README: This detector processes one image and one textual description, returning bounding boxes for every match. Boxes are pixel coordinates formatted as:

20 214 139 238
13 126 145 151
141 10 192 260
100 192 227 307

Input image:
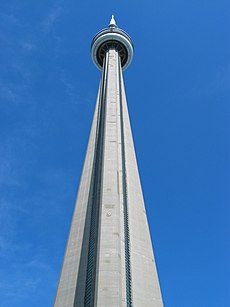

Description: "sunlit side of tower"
54 16 163 307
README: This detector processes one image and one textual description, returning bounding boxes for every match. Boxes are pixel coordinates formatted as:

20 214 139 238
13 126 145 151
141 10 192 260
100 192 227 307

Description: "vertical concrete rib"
118 56 133 307
54 80 101 307
96 48 122 307
83 51 109 306
119 63 164 307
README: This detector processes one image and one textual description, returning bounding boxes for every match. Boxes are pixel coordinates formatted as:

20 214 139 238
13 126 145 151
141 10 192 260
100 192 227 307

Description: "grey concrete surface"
54 48 163 307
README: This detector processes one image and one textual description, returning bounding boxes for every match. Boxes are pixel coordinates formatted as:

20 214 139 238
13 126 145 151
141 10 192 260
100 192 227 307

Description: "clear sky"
0 0 229 306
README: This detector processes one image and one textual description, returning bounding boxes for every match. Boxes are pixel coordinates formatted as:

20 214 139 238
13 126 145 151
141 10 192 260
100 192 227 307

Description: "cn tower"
54 16 163 307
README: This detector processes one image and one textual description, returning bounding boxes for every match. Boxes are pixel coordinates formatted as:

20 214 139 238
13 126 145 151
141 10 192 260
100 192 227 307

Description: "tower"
54 16 163 307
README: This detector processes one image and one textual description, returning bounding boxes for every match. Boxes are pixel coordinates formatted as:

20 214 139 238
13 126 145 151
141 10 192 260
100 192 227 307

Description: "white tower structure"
54 16 163 307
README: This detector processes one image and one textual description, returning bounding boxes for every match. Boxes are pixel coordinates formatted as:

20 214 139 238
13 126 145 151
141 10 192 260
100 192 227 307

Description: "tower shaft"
54 46 163 306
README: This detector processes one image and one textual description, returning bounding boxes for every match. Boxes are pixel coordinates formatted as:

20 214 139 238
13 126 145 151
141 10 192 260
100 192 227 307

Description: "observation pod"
91 15 134 70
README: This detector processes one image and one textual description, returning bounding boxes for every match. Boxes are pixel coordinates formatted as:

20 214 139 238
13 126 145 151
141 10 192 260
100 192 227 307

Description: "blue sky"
0 0 229 306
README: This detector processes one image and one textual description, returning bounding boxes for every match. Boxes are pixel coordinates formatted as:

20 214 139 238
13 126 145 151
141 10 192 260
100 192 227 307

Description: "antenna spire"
109 15 117 27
